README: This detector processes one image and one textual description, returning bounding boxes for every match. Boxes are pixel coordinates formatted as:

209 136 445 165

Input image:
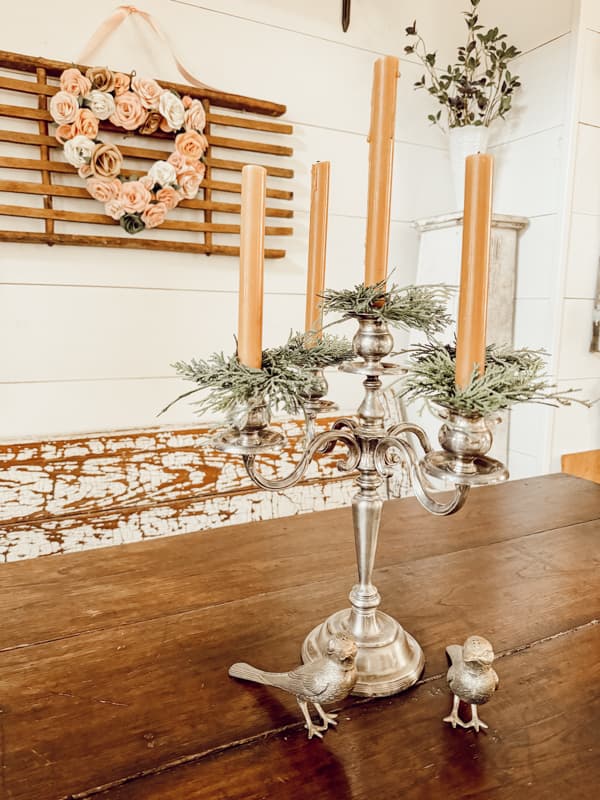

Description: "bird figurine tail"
229 662 272 685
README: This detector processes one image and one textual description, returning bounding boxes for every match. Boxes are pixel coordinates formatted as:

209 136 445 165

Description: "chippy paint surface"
0 419 355 561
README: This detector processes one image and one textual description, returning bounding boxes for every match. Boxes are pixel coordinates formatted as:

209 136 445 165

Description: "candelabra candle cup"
212 400 287 456
422 410 509 486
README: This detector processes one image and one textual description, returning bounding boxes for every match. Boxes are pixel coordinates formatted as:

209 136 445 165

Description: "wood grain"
0 477 597 799
96 624 600 800
562 449 600 484
0 48 293 255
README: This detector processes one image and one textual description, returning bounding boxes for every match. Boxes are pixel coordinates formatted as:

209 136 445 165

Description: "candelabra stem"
348 478 383 639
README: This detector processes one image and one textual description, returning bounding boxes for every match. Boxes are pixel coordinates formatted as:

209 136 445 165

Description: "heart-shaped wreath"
50 66 208 234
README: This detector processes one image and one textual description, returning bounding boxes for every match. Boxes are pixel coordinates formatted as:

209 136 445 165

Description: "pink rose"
183 99 206 132
139 175 154 191
175 130 208 160
177 169 202 199
50 90 79 125
131 76 163 110
60 68 92 97
182 95 193 109
105 197 126 220
78 164 93 179
72 108 99 139
114 72 131 95
167 151 187 172
156 186 182 210
55 124 74 144
141 202 168 229
86 178 121 203
109 92 148 131
121 180 151 213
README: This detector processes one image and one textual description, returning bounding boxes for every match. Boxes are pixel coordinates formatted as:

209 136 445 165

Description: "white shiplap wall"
0 0 464 439
550 0 600 468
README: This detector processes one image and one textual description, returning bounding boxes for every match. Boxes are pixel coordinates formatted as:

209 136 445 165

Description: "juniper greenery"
397 341 590 417
162 333 353 418
320 280 453 337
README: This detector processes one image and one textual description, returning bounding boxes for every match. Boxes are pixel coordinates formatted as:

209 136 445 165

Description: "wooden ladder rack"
0 50 294 257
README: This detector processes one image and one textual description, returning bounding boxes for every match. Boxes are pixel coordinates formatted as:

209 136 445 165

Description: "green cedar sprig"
161 332 353 418
397 341 591 417
320 279 453 337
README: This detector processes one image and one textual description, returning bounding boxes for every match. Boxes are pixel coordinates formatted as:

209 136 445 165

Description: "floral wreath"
49 66 208 234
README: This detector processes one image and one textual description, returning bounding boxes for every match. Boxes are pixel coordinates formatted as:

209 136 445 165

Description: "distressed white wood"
580 30 600 126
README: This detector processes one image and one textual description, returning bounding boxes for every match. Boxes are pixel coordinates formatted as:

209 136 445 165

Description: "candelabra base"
301 608 425 697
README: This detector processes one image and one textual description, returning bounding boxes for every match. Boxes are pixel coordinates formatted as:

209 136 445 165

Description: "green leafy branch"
405 0 522 129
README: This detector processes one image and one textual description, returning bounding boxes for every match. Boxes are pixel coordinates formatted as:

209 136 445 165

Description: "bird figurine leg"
464 704 489 732
443 693 467 728
297 698 324 740
313 702 339 731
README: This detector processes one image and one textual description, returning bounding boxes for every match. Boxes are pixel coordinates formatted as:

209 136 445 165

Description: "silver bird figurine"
229 633 358 739
443 635 499 732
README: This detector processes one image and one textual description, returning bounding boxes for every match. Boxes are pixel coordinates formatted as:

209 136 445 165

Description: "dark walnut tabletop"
0 473 599 800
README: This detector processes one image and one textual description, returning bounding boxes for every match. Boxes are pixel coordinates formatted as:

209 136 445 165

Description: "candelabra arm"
243 428 360 491
386 422 433 454
375 435 469 516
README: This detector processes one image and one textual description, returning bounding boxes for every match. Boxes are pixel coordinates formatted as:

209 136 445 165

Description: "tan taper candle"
455 153 494 388
305 161 330 337
364 55 399 287
237 164 266 369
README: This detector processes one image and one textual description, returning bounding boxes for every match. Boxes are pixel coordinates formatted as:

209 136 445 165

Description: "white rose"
64 135 96 168
87 90 116 121
148 160 177 187
158 91 185 131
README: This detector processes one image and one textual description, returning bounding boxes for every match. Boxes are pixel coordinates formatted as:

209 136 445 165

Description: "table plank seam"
2 519 598 655
63 618 600 800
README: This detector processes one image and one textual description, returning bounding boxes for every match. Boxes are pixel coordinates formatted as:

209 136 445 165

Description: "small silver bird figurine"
443 635 499 732
229 633 358 739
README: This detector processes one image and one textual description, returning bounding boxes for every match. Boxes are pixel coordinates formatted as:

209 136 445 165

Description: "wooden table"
1 474 599 799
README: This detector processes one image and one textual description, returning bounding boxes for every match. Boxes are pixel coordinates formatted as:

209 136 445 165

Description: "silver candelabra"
214 314 508 698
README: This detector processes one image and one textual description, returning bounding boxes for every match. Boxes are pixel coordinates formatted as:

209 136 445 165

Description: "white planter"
448 125 490 208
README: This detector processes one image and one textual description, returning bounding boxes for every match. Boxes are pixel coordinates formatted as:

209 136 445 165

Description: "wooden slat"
0 230 286 257
96 626 600 800
0 105 293 156
0 484 597 798
0 129 295 178
210 133 293 157
0 74 56 96
0 179 294 217
202 98 212 251
0 158 293 198
207 111 293 134
35 67 53 235
0 202 292 234
0 49 288 117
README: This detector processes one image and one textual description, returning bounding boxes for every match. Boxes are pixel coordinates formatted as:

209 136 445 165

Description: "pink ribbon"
78 5 215 90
